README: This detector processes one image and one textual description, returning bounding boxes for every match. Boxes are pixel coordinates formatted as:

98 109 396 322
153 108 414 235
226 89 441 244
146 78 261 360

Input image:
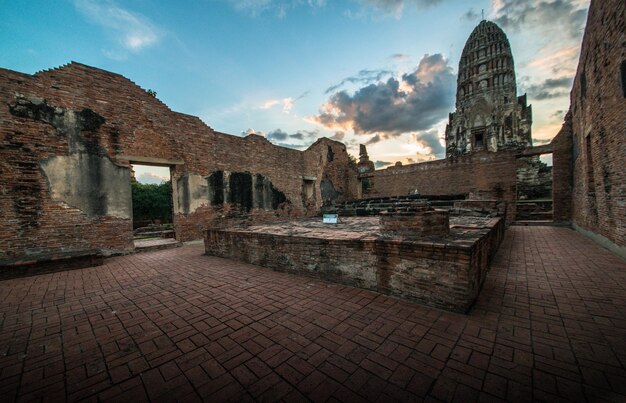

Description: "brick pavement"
1 226 625 402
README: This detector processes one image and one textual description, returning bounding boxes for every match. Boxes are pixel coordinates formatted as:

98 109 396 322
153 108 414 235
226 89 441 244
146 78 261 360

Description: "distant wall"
567 0 625 252
362 151 519 223
0 63 358 265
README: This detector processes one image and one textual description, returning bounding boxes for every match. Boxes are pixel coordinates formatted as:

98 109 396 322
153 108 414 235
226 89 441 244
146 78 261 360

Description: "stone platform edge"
204 217 505 313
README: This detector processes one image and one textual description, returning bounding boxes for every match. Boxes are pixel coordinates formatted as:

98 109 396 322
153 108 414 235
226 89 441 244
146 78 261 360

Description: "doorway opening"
130 164 175 249
516 153 553 222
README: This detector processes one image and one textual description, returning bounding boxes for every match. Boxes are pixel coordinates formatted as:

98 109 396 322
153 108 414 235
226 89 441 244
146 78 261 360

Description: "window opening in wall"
516 153 553 222
302 177 315 207
472 128 485 149
130 164 174 248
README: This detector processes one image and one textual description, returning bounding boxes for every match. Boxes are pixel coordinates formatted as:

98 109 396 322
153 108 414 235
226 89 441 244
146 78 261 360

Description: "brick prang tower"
445 20 533 157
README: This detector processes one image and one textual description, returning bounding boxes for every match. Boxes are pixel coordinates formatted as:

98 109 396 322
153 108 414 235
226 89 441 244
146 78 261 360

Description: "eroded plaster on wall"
10 95 131 219
176 173 209 215
41 153 131 218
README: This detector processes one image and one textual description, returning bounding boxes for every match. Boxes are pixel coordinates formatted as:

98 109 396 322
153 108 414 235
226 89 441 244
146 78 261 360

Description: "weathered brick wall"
551 112 573 223
0 63 358 265
363 151 519 223
380 210 450 237
453 199 501 213
568 0 625 248
205 217 505 313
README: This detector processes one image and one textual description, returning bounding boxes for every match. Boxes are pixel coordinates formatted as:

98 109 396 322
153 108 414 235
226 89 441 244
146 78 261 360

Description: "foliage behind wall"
131 179 173 225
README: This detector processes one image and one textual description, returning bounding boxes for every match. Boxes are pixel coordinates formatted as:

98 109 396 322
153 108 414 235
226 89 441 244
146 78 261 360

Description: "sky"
1 0 589 182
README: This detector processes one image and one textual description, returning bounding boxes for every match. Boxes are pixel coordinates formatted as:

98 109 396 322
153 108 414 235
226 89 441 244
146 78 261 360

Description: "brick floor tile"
248 372 282 397
429 375 458 401
1 227 625 401
451 383 480 403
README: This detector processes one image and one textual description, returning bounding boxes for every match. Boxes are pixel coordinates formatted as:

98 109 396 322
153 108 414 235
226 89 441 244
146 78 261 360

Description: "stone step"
133 238 181 253
134 225 174 234
512 220 561 226
133 230 175 239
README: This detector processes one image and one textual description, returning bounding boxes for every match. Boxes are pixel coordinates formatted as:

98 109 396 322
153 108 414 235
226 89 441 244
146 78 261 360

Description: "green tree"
131 180 172 223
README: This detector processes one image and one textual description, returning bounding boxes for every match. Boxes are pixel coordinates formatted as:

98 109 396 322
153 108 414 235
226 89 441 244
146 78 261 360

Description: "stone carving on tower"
445 20 532 157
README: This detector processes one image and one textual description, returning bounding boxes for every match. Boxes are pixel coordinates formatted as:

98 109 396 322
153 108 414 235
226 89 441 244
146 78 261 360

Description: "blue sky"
1 0 588 182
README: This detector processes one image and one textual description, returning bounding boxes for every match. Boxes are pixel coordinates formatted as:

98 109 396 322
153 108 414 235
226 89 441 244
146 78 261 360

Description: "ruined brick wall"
364 151 519 223
551 112 573 223
568 0 625 248
0 63 358 265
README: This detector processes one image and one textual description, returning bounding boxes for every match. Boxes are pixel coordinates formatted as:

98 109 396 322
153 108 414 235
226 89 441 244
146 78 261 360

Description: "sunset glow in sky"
1 0 589 177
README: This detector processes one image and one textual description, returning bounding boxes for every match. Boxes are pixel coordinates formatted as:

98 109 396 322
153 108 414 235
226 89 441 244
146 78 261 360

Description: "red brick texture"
0 63 359 267
566 0 625 248
550 112 573 223
380 210 450 237
363 150 520 223
205 217 503 313
1 226 625 402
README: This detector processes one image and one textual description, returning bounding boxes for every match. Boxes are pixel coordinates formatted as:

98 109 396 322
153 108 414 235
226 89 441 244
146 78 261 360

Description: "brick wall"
0 63 358 265
205 217 505 313
567 0 625 248
363 150 519 223
380 210 450 237
551 112 573 223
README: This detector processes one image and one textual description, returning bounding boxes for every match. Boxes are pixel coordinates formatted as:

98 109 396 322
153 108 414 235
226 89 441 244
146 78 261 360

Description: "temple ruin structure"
444 20 533 157
0 0 623 300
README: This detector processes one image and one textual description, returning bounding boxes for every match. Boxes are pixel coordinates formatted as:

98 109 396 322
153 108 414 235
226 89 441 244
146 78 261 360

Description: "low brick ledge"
0 250 104 280
204 217 505 313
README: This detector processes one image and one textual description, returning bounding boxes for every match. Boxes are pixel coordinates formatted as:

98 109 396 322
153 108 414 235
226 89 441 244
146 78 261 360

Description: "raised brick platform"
205 216 505 313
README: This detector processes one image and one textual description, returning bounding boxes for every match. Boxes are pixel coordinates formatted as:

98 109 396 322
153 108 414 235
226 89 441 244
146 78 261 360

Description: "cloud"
374 160 392 168
226 0 327 17
101 49 127 61
313 53 455 135
550 110 565 119
137 172 169 184
243 128 265 136
492 0 587 39
524 76 573 100
224 0 445 20
266 128 319 143
414 129 444 157
261 98 293 113
366 134 382 145
348 0 443 19
73 0 162 52
462 8 480 21
267 128 289 141
390 53 410 62
275 143 306 149
526 44 580 79
326 69 394 94
329 131 346 141
260 91 309 113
